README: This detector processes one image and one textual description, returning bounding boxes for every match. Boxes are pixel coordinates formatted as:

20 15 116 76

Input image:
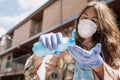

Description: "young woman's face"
79 7 99 26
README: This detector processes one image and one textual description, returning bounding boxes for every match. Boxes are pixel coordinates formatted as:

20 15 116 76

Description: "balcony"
30 21 42 37
0 54 31 77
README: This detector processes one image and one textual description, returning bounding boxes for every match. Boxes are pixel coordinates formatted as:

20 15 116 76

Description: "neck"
82 37 94 50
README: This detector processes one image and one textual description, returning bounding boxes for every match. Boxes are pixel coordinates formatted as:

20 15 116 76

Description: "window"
5 55 12 68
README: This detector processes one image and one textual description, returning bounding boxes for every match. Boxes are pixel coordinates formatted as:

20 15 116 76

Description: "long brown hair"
75 1 120 64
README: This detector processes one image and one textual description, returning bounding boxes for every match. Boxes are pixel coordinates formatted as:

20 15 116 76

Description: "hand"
39 32 63 51
67 43 104 67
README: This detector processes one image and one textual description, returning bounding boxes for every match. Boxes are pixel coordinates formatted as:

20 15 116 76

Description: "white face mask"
78 19 97 38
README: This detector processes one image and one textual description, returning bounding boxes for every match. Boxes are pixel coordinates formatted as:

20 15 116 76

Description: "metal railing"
0 54 31 77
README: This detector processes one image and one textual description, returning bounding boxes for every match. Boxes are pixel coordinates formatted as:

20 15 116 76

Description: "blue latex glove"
67 43 104 67
39 32 63 51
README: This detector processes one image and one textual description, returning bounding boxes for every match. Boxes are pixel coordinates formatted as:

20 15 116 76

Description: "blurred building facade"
0 0 119 80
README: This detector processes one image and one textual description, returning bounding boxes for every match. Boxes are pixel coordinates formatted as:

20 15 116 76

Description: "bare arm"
92 63 104 80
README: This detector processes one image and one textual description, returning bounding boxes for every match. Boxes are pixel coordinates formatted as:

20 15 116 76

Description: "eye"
91 19 96 23
91 17 98 23
91 19 98 23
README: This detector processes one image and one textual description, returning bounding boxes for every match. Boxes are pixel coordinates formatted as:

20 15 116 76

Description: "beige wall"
42 1 60 31
42 0 87 31
12 20 32 46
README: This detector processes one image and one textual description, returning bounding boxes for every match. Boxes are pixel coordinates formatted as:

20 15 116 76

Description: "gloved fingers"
51 33 58 50
68 46 85 62
87 55 103 67
68 45 98 63
46 32 63 50
68 46 78 60
68 47 90 64
72 43 101 57
39 32 63 51
70 45 91 57
39 34 47 48
89 43 101 55
56 32 63 44
45 33 54 51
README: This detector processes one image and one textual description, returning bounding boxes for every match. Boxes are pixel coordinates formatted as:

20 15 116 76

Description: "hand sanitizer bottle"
32 29 76 57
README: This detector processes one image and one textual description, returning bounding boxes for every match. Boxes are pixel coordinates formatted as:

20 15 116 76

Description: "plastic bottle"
32 29 76 57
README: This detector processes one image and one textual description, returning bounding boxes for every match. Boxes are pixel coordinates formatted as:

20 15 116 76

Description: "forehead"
82 7 98 17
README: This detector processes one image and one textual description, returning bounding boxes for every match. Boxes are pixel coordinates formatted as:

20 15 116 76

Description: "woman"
24 1 120 80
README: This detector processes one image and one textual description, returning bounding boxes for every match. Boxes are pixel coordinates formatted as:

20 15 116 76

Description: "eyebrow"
84 13 88 16
83 13 98 19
